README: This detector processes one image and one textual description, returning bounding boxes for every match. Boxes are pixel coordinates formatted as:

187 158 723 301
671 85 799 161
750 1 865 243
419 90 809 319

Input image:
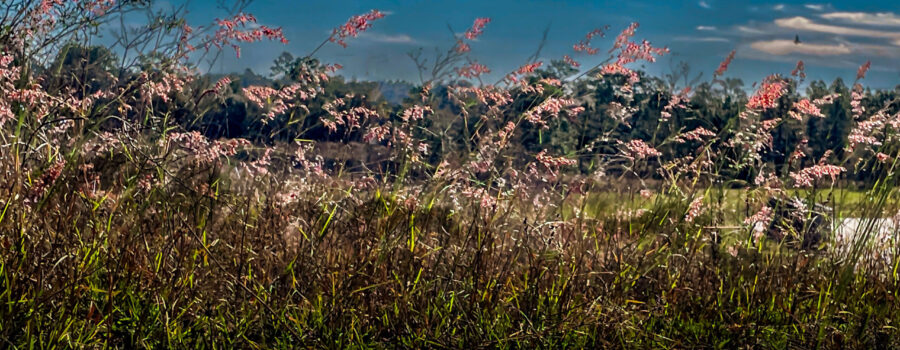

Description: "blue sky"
180 0 900 89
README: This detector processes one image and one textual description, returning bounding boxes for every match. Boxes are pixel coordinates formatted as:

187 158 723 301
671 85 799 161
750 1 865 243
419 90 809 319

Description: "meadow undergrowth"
1 1 900 348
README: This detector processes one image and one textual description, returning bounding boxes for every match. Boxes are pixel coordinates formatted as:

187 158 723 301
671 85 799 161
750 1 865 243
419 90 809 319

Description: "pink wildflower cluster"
141 71 192 104
1 52 67 120
363 123 392 143
619 39 668 64
454 40 471 54
25 0 65 35
746 78 785 110
573 28 606 55
212 77 232 95
496 121 517 142
243 84 312 122
744 205 772 226
791 60 806 80
20 1 120 48
321 98 380 132
714 50 736 77
503 61 544 85
460 186 497 211
600 63 639 85
813 93 839 106
213 13 288 58
464 18 491 40
456 62 491 79
523 97 581 128
7 81 54 119
611 23 639 51
606 102 637 127
453 86 512 108
520 78 562 95
85 0 116 16
331 10 386 48
0 55 21 125
534 150 577 179
535 150 577 169
516 62 543 75
851 84 865 117
244 148 273 176
661 87 691 119
675 127 716 143
790 138 808 162
28 160 66 201
789 99 824 120
32 0 116 20
621 139 661 160
292 142 326 177
600 23 668 86
563 55 580 68
454 17 491 53
61 89 110 115
400 105 433 122
168 131 251 166
847 113 886 151
684 195 704 223
790 164 846 187
857 60 871 81
761 118 781 132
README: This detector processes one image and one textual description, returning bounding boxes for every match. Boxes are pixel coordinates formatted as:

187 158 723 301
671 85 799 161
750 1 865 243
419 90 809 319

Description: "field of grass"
581 186 895 221
4 176 900 348
3 1 900 348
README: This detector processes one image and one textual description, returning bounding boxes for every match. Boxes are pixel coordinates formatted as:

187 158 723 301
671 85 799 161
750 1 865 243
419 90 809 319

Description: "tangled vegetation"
2 1 900 348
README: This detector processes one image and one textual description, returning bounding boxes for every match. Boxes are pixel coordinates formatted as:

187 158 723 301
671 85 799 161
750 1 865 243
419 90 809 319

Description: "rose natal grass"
1 1 900 348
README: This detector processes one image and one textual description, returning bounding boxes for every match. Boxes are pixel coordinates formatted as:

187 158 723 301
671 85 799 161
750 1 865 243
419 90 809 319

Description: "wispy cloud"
844 42 900 57
737 25 767 35
674 36 730 43
820 12 900 27
698 1 711 9
775 16 900 40
359 32 418 44
805 4 825 11
773 4 785 11
750 39 851 55
696 26 717 31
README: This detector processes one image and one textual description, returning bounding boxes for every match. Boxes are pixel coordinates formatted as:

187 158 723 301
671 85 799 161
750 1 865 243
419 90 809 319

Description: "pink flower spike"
714 50 736 77
464 17 491 40
857 60 871 80
746 77 785 110
331 9 386 48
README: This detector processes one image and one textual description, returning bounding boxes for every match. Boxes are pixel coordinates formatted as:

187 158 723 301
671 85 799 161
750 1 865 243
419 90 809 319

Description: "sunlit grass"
2 1 900 348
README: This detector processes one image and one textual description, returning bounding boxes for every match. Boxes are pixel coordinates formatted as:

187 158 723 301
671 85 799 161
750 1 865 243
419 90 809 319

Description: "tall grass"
1 2 900 348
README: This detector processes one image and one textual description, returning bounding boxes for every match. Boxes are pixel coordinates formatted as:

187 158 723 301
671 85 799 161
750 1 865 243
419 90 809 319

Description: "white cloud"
737 25 767 34
831 37 900 57
674 36 730 43
698 1 711 9
359 32 417 44
805 4 825 11
773 4 785 11
775 16 900 40
821 12 900 27
750 39 851 55
852 43 900 57
696 26 717 31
